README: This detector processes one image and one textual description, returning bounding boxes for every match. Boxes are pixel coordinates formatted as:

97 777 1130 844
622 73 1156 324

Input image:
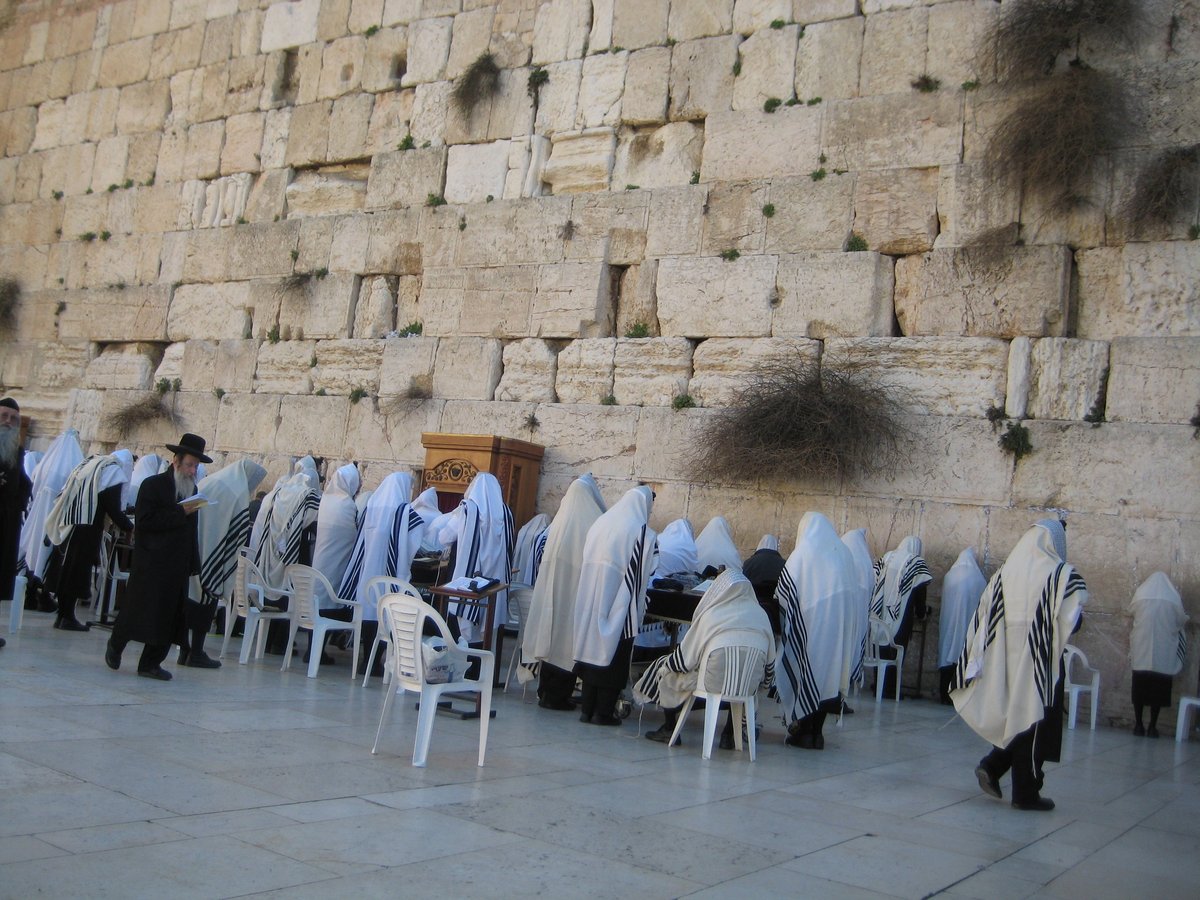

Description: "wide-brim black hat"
165 433 213 464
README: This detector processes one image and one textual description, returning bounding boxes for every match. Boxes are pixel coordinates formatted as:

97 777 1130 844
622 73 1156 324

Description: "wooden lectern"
419 433 545 527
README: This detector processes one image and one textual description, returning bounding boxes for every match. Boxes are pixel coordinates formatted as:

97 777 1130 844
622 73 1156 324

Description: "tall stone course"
1 0 1197 727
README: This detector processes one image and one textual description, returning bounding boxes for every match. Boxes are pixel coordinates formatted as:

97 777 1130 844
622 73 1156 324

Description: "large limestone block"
535 403 639 478
611 122 703 191
773 252 895 338
327 93 374 163
563 191 650 263
279 273 361 340
318 35 365 99
575 52 626 130
1026 338 1109 421
401 16 452 85
432 336 502 399
762 173 855 252
115 79 170 134
926 0 997 87
1106 338 1200 424
701 181 770 256
1076 243 1200 338
58 285 171 342
455 196 570 267
541 128 615 194
445 141 510 204
852 167 938 254
622 47 670 125
733 0 792 32
285 165 369 217
284 101 331 167
531 0 590 65
860 8 928 96
701 107 821 183
555 338 616 404
220 110 265 175
364 209 422 273
934 163 1021 248
669 0 734 41
275 394 351 455
1005 335 1031 419
454 265 538 337
254 340 317 394
345 394 444 466
214 392 280 456
533 260 612 338
669 35 739 121
245 168 291 224
227 220 302 280
1014 422 1200 518
613 337 692 407
410 84 452 149
365 88 415 153
825 337 1009 416
361 27 407 93
533 59 582 136
91 135 131 193
444 7 493 79
168 282 257 341
645 184 707 257
312 338 386 394
611 0 668 50
496 339 558 402
822 93 962 170
261 0 321 52
181 339 257 393
365 146 447 208
84 343 163 390
657 255 776 338
794 16 863 102
418 268 464 337
353 274 396 338
633 406 718 481
615 261 657 335
732 24 800 111
689 337 820 407
98 37 154 88
895 246 1071 338
378 334 437 396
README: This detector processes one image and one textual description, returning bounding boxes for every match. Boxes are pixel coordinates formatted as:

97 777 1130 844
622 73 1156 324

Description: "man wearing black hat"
105 434 212 680
0 397 31 649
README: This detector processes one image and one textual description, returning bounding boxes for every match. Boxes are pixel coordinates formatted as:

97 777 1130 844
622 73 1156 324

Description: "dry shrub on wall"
0 278 19 334
1121 144 1200 229
452 53 501 115
983 0 1141 81
688 354 910 485
104 395 182 438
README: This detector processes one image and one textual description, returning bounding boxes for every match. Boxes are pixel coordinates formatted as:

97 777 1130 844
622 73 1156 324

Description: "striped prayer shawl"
871 556 933 623
620 525 650 640
776 565 822 721
636 643 775 706
199 505 251 605
951 576 1005 692
44 456 120 547
338 504 423 601
1178 632 1189 668
453 501 515 626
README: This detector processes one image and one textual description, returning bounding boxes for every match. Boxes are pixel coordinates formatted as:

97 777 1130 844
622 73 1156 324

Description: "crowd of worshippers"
1 409 1190 809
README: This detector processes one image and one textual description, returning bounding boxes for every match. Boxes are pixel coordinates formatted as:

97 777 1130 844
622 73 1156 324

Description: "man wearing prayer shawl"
841 528 874 695
695 516 743 575
742 537 786 634
312 463 360 589
128 453 168 510
952 519 1087 811
248 472 320 654
410 487 445 554
654 519 699 578
1129 572 1188 738
522 475 607 710
776 512 858 749
19 429 83 611
636 569 775 745
938 548 987 704
293 456 322 495
870 535 932 699
181 459 267 668
573 485 658 726
0 398 32 620
43 453 133 631
513 513 550 584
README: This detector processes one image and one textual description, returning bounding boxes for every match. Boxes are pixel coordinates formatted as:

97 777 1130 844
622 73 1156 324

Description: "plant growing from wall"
524 412 540 430
1121 144 1200 231
398 320 422 336
672 394 696 410
527 66 549 99
349 387 368 404
763 98 782 113
719 248 740 261
0 278 20 335
452 53 501 116
998 420 1033 460
761 203 775 217
600 394 617 405
398 133 415 151
624 322 650 338
911 74 941 92
105 395 183 437
845 233 868 251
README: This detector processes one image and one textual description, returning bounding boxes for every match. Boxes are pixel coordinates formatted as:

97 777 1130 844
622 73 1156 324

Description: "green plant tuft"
349 387 368 404
625 184 640 191
986 403 1007 426
912 74 941 93
672 394 696 410
399 320 423 336
365 24 379 37
527 66 549 99
810 168 826 181
213 387 225 399
732 58 742 76
770 18 786 29
845 232 868 252
425 193 446 207
600 394 617 406
398 133 415 151
313 267 328 279
155 378 171 395
690 170 700 184
107 184 118 192
998 420 1032 460
290 249 299 262
761 203 775 217
525 412 540 430
719 248 741 261
962 78 981 91
51 190 63 200
806 96 821 105
763 97 782 113
315 387 326 396
624 322 650 339
99 230 111 241
0 278 20 334
104 395 182 436
458 217 467 231
785 98 800 106
1191 224 1200 240
236 216 247 225
267 324 280 344
1121 144 1200 231
80 232 96 242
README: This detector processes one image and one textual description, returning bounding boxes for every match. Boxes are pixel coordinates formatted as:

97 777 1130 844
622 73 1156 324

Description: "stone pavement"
2 614 1197 899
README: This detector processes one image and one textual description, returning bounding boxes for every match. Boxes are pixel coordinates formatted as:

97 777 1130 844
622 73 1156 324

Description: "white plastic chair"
371 593 494 767
503 585 535 692
96 530 129 616
861 628 904 703
282 564 366 679
234 553 293 664
1176 696 1200 742
667 633 769 761
1064 643 1100 730
360 575 422 687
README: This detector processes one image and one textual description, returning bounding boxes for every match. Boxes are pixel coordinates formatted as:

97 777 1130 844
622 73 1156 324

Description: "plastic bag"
421 636 470 683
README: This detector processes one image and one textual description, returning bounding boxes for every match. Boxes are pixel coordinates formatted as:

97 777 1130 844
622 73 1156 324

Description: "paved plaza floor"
2 614 1197 899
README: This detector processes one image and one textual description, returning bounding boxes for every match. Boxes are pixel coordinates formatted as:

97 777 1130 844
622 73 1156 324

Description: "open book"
179 493 214 512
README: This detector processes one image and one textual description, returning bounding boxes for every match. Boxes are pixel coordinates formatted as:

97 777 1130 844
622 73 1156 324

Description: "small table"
423 581 508 719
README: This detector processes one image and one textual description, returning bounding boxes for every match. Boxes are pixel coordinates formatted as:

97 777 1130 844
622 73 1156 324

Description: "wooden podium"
419 433 544 527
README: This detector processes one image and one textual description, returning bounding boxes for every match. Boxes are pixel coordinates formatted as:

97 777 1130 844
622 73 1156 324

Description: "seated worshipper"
105 434 211 681
573 485 658 726
337 472 425 675
841 528 874 702
938 548 987 704
521 474 607 710
19 429 83 611
952 519 1086 811
311 463 360 590
742 535 786 633
43 453 134 631
654 519 699 581
1129 572 1188 738
0 398 32 616
777 512 859 750
870 536 932 699
695 516 743 575
411 486 446 556
182 458 268 668
248 471 320 653
636 569 775 745
293 455 322 495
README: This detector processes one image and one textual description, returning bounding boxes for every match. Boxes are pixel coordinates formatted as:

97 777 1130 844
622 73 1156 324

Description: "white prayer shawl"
841 528 874 686
513 513 550 585
951 523 1088 748
20 430 83 578
337 472 424 620
573 486 658 668
775 512 860 722
355 490 372 524
410 486 444 553
44 455 127 547
870 536 932 645
434 473 515 638
1129 572 1187 675
196 460 266 604
311 464 360 598
938 547 987 668
129 454 167 506
634 570 775 709
249 473 320 588
696 516 743 574
111 450 133 506
523 476 607 676
578 473 607 512
294 456 321 495
22 450 42 481
757 534 780 552
654 518 698 577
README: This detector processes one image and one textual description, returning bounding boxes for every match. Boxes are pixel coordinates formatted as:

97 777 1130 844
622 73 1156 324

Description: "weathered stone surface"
613 337 692 407
700 181 769 256
327 93 374 162
361 27 407 94
669 0 733 41
1106 337 1200 425
733 0 792 33
365 209 422 273
58 286 171 342
444 6 494 79
1006 335 1031 419
533 260 612 338
657 255 776 338
826 337 1009 416
535 403 639 478
115 79 170 134
860 8 928 96
611 122 703 191
286 165 369 217
84 342 163 390
261 0 321 52
402 16 453 85
378 334 436 398
365 146 447 209
168 282 257 341
432 336 502 399
622 47 670 125
541 128 615 194
311 338 386 394
574 52 626 130
275 394 351 455
98 37 154 89
615 261 657 335
822 93 963 170
645 184 707 257
532 59 582 136
1027 338 1110 421
254 340 317 394
365 88 414 154
927 0 997 87
1076 242 1200 338
227 220 301 280
496 338 558 402
732 24 800 111
278 273 361 340
934 163 1021 249
762 174 855 252
317 35 365 99
794 15 863 102
555 338 615 404
445 140 510 204
91 135 130 193
773 251 895 338
852 167 938 254
632 405 715 482
531 0 590 65
345 393 443 467
220 110 264 175
456 196 570 267
895 246 1071 338
701 107 821 183
689 337 820 407
668 35 739 121
564 190 650 262
353 275 396 338
181 339 258 394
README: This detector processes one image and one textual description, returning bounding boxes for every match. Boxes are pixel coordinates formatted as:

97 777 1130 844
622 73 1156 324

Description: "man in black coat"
0 397 31 651
105 434 211 681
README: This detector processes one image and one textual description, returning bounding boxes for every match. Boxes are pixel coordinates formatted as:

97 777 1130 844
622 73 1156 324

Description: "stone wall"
0 0 1198 726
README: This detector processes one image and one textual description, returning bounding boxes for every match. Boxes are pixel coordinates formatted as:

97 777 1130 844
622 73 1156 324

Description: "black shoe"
105 640 121 670
38 597 58 613
0 637 6 649
785 732 815 749
137 666 173 681
812 733 825 750
55 618 90 632
1012 796 1055 812
1147 725 1159 739
718 732 735 750
1133 722 1145 736
579 712 593 724
538 697 577 711
975 765 1002 799
185 650 222 669
646 724 681 745
591 713 621 726
177 648 190 666
841 700 855 715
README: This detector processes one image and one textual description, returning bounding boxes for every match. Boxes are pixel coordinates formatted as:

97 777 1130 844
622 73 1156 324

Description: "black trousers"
979 724 1043 804
109 614 170 672
538 663 576 705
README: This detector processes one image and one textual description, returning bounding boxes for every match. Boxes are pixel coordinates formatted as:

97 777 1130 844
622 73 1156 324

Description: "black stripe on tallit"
775 565 821 720
1028 564 1064 706
280 493 319 567
338 532 365 601
950 577 1005 693
1178 632 1189 668
870 558 885 618
530 530 547 584
200 506 251 603
621 525 648 640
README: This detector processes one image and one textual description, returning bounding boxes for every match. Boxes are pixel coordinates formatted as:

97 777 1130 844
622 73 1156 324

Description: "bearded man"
0 397 31 649
105 434 211 681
